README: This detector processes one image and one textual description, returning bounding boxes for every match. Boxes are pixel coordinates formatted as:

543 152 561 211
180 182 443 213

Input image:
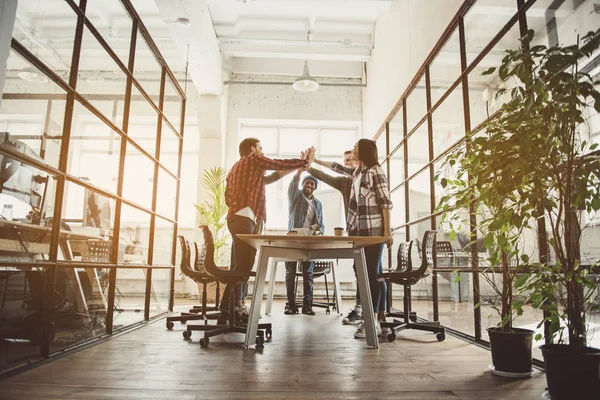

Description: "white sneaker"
354 322 382 339
380 327 392 337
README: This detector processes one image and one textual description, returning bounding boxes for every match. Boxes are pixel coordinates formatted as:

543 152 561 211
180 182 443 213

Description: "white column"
0 0 18 108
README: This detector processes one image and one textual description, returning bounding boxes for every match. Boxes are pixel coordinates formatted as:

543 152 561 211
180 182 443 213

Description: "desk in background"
238 234 387 349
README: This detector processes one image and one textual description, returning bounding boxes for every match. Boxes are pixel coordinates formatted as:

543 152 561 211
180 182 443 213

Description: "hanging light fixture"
293 61 319 92
293 29 319 92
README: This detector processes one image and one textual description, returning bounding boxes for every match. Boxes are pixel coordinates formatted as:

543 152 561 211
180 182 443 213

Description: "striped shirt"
332 162 393 237
225 153 307 223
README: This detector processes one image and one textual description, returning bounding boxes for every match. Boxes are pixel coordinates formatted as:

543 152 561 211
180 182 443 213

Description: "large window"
239 121 360 233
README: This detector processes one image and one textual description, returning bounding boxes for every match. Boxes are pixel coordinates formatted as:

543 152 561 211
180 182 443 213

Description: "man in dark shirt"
220 138 311 322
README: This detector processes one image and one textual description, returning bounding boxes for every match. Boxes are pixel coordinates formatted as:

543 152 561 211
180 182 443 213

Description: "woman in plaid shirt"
311 138 392 338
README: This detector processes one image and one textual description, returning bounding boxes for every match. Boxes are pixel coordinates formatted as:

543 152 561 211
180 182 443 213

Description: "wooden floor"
0 300 547 399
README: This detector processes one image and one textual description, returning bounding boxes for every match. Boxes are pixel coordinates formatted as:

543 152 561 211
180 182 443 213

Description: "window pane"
159 120 180 174
432 83 464 159
62 181 116 251
406 75 427 135
390 185 406 228
156 168 176 220
122 144 154 209
133 29 162 103
279 128 317 155
467 23 521 129
463 0 518 67
85 0 132 64
239 126 278 155
389 146 404 190
2 50 67 169
13 0 77 77
119 204 150 265
407 122 429 177
70 100 122 194
408 169 431 223
153 217 174 266
127 83 159 157
375 130 387 162
78 26 128 120
163 75 183 133
149 268 171 317
429 28 461 106
320 129 357 157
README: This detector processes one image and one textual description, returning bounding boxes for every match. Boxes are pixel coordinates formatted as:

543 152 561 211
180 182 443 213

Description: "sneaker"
284 303 298 315
380 326 392 337
302 306 315 315
354 322 382 339
237 306 250 323
343 309 363 325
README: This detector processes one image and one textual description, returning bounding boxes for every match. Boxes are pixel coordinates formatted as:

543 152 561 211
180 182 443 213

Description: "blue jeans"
285 261 314 308
362 243 385 313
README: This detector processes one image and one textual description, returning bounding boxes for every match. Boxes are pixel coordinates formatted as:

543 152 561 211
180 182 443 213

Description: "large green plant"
441 29 600 346
195 167 229 263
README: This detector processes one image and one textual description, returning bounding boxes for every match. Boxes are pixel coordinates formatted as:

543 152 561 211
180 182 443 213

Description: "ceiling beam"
218 37 373 51
223 50 369 62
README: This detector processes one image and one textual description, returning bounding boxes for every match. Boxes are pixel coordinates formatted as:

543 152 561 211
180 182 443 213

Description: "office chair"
386 241 417 322
166 236 217 331
378 230 446 342
191 225 271 348
293 261 337 314
187 241 221 316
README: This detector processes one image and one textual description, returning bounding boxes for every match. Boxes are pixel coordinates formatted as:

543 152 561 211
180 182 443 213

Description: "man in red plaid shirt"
219 138 311 322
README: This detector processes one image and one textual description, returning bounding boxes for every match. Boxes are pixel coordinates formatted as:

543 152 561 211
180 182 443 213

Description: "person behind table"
284 170 324 316
305 150 365 325
309 139 392 338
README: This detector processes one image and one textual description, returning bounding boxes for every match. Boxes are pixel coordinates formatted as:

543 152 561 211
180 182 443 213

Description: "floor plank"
0 300 547 399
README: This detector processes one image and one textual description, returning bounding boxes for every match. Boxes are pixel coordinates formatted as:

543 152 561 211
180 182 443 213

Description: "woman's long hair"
358 138 379 169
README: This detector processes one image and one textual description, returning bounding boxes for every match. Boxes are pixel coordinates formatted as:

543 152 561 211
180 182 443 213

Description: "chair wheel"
436 333 445 342
166 321 174 330
199 337 209 348
266 329 272 339
182 330 191 339
326 308 330 315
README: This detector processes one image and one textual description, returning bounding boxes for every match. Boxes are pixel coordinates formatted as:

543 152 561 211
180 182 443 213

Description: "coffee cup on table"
334 227 344 237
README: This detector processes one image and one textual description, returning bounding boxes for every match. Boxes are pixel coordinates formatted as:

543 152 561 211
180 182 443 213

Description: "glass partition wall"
374 0 599 364
0 0 185 373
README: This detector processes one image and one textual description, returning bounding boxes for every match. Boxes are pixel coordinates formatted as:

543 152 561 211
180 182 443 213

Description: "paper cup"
334 227 344 237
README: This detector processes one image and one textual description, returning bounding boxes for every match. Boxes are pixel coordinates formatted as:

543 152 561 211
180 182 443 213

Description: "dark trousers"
219 215 256 314
285 261 314 308
362 243 385 313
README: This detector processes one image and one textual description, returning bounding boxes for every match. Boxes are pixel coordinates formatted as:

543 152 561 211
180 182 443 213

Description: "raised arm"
287 170 303 206
254 154 308 171
264 169 295 185
306 166 345 192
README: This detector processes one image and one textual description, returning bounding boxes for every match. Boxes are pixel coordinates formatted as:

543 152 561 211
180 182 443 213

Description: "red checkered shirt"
226 153 308 223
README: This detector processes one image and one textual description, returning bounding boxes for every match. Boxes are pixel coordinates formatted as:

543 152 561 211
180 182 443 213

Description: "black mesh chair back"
436 241 454 269
395 241 413 272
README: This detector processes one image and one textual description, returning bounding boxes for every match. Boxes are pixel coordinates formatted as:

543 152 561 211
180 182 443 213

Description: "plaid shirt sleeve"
371 165 393 209
254 154 307 170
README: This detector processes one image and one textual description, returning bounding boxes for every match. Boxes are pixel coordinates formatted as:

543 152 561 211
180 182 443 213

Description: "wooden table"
238 234 387 349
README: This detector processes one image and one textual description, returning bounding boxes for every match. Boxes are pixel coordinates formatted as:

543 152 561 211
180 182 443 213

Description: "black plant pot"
487 327 534 376
541 343 600 400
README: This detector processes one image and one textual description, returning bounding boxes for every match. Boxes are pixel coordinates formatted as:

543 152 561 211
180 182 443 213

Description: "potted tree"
494 29 600 399
436 117 536 377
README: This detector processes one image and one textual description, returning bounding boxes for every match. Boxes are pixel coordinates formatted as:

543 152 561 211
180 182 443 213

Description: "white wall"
224 74 362 168
0 0 18 107
362 0 463 139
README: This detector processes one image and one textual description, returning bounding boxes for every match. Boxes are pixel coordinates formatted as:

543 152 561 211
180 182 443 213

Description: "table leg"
265 259 277 315
353 249 379 349
245 247 270 348
331 259 343 315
